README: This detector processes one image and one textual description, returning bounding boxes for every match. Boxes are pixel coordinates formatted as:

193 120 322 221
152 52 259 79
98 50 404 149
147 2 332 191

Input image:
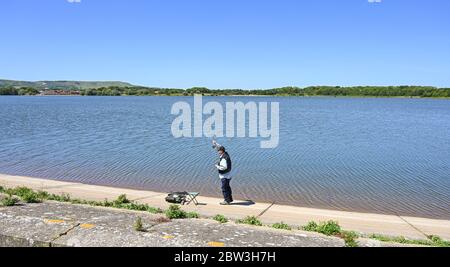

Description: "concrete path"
1 174 449 240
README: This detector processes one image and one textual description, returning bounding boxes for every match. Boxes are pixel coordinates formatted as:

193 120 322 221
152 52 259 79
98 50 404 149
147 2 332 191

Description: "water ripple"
1 96 450 219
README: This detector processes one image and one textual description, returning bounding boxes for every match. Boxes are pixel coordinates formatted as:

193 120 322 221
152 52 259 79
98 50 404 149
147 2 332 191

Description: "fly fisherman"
212 140 233 205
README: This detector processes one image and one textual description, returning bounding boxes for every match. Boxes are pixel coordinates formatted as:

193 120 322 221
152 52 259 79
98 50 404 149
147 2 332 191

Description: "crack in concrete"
141 223 161 233
49 223 81 246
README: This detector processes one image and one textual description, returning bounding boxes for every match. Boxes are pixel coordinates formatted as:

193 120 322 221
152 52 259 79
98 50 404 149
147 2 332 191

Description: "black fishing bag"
165 192 187 204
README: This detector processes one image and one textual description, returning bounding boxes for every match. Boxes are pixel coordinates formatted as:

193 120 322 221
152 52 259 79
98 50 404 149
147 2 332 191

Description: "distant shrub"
272 222 292 230
213 214 228 224
0 186 4 192
236 216 263 226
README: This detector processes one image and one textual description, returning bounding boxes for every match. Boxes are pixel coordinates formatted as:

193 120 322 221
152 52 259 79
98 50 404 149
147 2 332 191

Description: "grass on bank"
272 222 292 230
213 214 228 223
1 194 20 207
165 204 199 219
0 186 166 214
302 220 341 236
302 220 358 247
338 231 360 247
236 217 359 247
369 234 450 247
236 216 263 226
0 186 201 220
3 186 42 203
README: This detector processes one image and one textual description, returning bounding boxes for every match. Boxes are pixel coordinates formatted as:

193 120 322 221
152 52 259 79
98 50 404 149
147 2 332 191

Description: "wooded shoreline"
1 85 450 98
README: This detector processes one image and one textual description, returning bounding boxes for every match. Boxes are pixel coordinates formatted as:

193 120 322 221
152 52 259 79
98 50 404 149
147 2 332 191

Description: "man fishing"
212 140 233 205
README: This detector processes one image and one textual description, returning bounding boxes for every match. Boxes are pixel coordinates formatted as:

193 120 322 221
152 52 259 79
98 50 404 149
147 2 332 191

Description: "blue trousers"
221 178 233 203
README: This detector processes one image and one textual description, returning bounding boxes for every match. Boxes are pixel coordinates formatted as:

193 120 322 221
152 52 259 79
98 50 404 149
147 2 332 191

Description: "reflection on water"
0 96 449 219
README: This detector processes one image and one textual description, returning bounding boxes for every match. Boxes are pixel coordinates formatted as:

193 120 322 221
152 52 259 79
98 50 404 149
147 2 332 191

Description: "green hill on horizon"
0 79 135 90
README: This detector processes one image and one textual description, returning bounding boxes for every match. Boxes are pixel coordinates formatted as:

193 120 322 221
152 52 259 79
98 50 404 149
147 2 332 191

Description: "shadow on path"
231 200 255 206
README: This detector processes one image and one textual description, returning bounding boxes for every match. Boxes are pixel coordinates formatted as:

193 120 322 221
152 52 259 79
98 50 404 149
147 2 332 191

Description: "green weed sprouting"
213 214 228 224
236 216 263 226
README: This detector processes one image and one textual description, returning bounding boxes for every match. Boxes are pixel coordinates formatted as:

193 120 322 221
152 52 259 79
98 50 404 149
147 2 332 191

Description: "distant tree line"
78 85 450 98
2 85 450 98
298 86 450 98
0 87 40 95
79 86 185 96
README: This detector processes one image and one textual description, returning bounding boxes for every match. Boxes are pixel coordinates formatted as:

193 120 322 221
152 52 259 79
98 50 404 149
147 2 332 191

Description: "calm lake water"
0 96 449 219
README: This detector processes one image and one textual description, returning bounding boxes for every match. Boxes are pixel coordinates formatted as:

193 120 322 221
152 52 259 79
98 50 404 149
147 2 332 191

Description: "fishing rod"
211 135 224 152
210 135 220 184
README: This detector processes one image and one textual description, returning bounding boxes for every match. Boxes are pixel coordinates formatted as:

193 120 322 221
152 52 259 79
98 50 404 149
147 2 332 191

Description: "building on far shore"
39 90 81 96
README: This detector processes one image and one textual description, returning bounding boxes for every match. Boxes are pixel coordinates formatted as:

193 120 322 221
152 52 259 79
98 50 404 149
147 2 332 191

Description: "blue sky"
1 0 449 88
